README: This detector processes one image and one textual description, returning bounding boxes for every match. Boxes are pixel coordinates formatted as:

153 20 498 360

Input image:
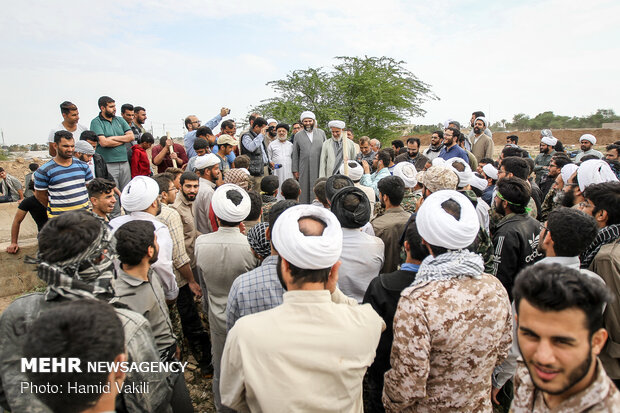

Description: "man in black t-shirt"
6 190 48 254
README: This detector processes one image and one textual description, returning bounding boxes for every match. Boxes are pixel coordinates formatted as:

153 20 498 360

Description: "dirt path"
0 295 15 314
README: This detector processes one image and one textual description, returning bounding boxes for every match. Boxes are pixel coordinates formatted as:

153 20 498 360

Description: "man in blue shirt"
439 127 469 164
183 107 230 158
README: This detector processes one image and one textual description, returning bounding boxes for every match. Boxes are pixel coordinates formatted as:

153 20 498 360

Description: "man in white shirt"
48 101 88 157
331 186 384 302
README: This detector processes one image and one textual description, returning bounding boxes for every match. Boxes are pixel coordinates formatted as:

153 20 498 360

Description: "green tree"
251 56 436 141
508 113 531 130
506 109 618 131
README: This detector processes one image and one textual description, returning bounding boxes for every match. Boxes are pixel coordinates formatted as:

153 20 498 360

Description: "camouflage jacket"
470 226 495 274
0 293 173 413
373 189 421 219
540 186 559 222
260 196 277 223
383 273 512 412
511 358 620 412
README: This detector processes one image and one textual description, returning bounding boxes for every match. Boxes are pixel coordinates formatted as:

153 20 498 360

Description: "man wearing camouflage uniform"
383 191 512 412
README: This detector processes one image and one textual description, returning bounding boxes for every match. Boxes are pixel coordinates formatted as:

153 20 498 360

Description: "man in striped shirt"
34 130 93 217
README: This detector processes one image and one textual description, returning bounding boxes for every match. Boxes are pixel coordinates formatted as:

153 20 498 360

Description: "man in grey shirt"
114 219 194 412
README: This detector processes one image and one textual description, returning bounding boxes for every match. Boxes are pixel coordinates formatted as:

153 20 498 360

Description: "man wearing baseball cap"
216 134 238 173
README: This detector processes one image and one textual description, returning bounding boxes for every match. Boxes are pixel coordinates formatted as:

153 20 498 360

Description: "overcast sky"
1 0 618 144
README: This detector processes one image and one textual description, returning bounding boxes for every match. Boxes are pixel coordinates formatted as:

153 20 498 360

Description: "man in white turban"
575 133 603 162
392 161 421 214
292 111 327 203
319 120 356 178
193 153 221 234
533 135 557 185
466 110 492 151
576 159 619 193
194 183 260 413
471 116 494 162
447 157 490 233
109 176 178 300
340 160 377 208
384 190 512 412
264 118 278 148
220 205 384 412
481 163 498 206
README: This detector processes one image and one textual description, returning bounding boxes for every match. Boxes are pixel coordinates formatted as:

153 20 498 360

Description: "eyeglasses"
192 120 201 125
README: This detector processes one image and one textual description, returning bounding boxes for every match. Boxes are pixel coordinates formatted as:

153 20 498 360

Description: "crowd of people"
0 98 619 412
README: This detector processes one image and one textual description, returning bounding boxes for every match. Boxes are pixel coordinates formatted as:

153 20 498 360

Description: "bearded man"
534 135 557 185
292 111 326 203
267 123 294 198
319 120 356 178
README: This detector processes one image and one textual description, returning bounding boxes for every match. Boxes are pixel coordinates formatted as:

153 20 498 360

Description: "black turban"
325 174 354 204
330 186 371 229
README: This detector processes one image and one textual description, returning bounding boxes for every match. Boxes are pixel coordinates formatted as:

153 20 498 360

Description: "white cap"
194 153 220 170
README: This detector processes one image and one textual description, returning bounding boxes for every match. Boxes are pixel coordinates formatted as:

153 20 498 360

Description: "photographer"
240 117 270 189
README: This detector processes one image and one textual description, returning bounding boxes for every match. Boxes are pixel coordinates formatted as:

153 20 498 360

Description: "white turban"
195 153 220 170
577 159 619 192
541 136 557 147
74 140 95 155
393 162 417 188
211 184 251 222
580 134 596 145
447 158 473 188
266 118 277 125
541 129 553 137
417 190 479 249
300 111 316 121
339 160 363 182
475 117 488 127
443 118 455 129
470 175 488 192
272 205 343 270
328 120 345 129
561 164 578 185
482 164 498 180
121 176 159 212
431 157 446 167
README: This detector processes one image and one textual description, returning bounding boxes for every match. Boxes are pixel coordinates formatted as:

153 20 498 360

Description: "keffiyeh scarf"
580 224 620 269
25 224 116 301
413 249 484 286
